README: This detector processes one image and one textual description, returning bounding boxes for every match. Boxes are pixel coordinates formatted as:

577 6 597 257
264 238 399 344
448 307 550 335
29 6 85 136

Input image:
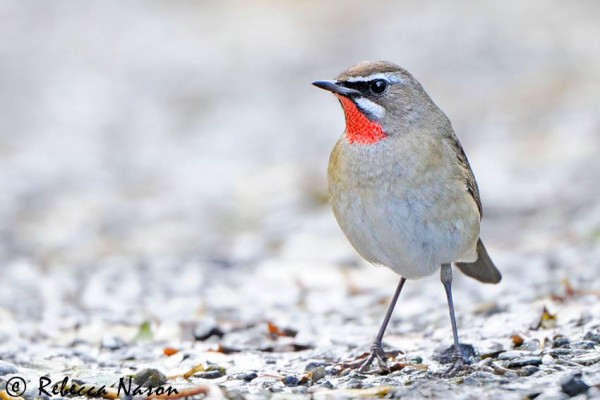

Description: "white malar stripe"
355 98 385 120
345 73 404 84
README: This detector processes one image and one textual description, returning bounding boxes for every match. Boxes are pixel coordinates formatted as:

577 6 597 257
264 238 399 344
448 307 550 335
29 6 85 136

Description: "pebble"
320 380 334 389
552 338 570 348
304 361 330 371
519 340 541 352
242 372 258 382
570 341 596 350
570 353 600 366
282 376 298 387
499 350 540 360
507 357 542 368
583 331 600 344
517 366 540 376
133 368 168 387
0 360 18 375
561 373 589 397
309 366 326 382
197 370 225 379
411 356 424 364
548 348 573 357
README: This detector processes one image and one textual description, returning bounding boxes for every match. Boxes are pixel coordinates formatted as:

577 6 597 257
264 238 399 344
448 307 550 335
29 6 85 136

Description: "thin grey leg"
440 263 466 375
359 277 406 373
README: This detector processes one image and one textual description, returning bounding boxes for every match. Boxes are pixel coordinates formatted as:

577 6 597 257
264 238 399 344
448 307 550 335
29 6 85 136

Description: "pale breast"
328 136 480 279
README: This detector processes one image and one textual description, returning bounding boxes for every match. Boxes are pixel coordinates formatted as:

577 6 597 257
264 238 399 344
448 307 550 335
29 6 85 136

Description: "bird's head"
313 61 438 145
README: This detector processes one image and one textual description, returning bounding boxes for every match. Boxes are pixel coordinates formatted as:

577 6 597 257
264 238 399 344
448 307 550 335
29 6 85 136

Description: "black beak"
312 80 360 97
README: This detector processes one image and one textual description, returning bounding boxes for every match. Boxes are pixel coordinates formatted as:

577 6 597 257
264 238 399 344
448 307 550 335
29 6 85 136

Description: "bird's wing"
443 133 501 282
444 132 482 218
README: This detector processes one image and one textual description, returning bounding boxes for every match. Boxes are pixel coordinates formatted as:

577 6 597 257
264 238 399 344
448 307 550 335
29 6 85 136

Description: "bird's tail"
455 239 501 284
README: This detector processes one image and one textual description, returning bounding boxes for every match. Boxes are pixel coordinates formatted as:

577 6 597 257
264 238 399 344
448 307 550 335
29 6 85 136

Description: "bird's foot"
358 342 391 374
438 349 472 377
337 346 402 373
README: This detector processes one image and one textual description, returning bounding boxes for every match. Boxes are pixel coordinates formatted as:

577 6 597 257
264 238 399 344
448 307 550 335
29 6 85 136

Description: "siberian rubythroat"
313 61 501 374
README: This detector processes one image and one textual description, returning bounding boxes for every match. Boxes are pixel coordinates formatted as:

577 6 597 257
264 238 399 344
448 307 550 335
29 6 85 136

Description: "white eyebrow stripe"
355 97 385 120
345 73 404 84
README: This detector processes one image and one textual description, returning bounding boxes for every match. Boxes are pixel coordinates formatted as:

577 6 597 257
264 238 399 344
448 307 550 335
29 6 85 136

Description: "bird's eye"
370 79 387 94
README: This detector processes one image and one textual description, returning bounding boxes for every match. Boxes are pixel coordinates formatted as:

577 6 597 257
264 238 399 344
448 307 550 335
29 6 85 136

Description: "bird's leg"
440 263 468 376
359 277 406 373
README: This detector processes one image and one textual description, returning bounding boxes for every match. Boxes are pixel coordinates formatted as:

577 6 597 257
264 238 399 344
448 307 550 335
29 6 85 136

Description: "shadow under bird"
313 61 501 375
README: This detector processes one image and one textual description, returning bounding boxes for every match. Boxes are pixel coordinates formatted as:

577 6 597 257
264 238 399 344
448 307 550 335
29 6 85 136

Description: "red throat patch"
338 96 386 145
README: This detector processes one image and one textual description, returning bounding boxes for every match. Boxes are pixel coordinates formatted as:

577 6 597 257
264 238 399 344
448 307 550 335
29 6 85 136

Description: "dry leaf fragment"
531 306 557 330
267 321 285 337
183 364 206 379
266 322 297 339
163 347 180 357
512 334 525 347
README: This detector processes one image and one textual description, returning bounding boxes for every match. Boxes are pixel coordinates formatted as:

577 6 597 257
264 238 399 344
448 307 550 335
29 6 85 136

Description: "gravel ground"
1 1 600 399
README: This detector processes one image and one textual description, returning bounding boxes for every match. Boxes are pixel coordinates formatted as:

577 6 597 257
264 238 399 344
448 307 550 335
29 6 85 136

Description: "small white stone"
541 354 554 365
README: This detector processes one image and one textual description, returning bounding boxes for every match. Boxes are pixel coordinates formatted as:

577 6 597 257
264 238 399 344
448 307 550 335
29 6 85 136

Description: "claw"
439 348 471 377
358 342 390 373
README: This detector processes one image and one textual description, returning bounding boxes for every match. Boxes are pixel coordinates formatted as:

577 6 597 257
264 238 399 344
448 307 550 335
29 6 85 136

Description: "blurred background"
0 0 599 368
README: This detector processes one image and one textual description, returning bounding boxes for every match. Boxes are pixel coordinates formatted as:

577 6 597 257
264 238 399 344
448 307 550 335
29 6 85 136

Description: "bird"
312 61 501 375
